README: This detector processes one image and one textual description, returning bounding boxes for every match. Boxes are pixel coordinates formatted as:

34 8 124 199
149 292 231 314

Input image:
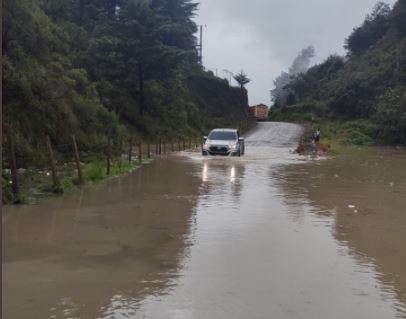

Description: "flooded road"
3 122 406 318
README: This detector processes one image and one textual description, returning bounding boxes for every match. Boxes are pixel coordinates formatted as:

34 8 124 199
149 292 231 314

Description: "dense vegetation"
2 0 249 167
270 0 406 145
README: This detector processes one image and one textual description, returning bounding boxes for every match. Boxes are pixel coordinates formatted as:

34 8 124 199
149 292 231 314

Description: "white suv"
202 129 245 157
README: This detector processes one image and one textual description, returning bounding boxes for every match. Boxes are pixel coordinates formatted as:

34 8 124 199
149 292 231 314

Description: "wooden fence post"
6 125 20 202
138 140 143 164
118 139 123 168
178 140 181 151
46 135 60 188
147 142 151 159
128 137 133 164
163 139 166 154
72 135 84 184
182 138 186 150
188 138 192 150
158 137 162 155
106 137 111 176
155 140 159 155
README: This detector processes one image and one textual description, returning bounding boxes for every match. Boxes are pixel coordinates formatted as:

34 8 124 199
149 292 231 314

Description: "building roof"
250 104 269 108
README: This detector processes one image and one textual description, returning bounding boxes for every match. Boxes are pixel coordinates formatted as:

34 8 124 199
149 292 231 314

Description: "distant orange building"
249 104 269 121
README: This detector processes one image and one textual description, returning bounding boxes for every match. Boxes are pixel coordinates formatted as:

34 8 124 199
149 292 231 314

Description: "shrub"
2 176 14 204
84 161 106 182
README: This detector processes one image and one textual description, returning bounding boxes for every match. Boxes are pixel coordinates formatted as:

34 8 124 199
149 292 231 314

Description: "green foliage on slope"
271 0 406 145
3 0 249 166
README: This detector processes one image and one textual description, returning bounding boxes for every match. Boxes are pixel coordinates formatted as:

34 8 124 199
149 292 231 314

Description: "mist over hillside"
270 0 406 145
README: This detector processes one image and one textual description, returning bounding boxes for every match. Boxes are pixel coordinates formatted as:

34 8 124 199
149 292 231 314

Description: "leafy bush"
343 120 378 139
346 129 374 145
84 161 106 182
375 86 406 144
2 176 14 204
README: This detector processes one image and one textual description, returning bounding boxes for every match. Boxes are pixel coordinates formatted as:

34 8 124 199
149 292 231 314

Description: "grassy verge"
269 108 378 154
2 156 152 205
303 120 376 151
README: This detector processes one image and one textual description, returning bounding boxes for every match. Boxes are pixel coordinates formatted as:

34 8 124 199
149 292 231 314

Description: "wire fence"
2 118 255 204
2 124 204 204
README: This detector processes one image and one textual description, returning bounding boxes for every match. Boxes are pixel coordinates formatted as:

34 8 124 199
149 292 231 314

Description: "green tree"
345 2 391 56
2 0 249 173
151 0 199 53
392 0 406 35
116 0 186 115
375 87 406 144
271 0 406 145
233 70 251 90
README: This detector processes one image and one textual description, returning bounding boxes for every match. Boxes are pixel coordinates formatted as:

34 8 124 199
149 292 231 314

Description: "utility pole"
223 69 234 85
199 25 203 64
196 25 205 65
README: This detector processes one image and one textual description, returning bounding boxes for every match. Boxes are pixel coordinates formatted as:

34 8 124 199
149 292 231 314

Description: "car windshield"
208 131 237 141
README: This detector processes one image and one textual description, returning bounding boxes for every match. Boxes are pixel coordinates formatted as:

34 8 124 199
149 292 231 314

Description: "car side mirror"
203 136 208 140
239 137 244 142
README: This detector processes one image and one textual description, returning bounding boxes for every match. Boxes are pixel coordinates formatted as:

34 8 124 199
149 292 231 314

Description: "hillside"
187 73 249 127
2 0 249 167
270 0 406 145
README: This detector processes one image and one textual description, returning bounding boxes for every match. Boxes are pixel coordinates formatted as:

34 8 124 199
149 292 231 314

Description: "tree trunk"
2 27 10 56
5 124 20 202
72 136 84 185
46 135 60 188
138 65 145 115
79 0 85 26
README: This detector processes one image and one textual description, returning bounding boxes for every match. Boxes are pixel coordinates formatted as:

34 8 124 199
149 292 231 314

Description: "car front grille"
209 145 229 154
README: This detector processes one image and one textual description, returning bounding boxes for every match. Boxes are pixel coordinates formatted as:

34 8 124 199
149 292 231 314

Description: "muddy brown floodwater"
3 122 406 319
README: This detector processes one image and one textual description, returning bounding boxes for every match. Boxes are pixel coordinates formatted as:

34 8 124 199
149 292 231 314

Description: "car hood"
207 139 237 145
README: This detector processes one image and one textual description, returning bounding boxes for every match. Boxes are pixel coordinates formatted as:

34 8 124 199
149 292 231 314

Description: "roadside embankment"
2 139 201 205
269 109 382 155
269 107 389 154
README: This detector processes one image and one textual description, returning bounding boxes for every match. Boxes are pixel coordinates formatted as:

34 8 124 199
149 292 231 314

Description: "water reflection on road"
271 146 406 316
3 123 406 319
129 149 405 319
3 158 200 319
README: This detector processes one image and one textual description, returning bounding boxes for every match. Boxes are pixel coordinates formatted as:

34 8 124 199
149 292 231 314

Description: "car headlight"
204 142 211 149
229 144 237 150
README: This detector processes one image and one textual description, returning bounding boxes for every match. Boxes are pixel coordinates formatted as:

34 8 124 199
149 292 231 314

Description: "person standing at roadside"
313 128 321 145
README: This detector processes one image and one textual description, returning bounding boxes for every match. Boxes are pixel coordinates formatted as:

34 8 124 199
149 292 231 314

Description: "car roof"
210 128 238 132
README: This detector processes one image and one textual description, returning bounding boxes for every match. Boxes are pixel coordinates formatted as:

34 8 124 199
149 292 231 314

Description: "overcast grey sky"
194 0 397 105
